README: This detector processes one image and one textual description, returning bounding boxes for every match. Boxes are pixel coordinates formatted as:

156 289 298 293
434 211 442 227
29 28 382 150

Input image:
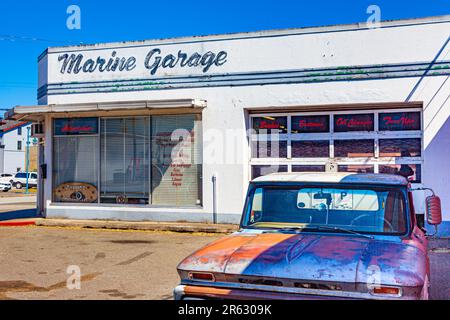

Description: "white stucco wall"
0 125 31 174
38 16 450 225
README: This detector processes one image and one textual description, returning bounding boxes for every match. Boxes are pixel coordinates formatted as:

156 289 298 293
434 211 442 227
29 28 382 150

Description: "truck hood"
178 232 427 287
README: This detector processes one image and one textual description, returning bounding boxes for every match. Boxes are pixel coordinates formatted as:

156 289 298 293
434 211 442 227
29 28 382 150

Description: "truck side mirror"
425 195 442 225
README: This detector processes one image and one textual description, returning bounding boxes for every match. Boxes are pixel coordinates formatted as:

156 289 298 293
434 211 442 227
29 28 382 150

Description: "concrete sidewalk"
0 196 36 205
35 218 239 234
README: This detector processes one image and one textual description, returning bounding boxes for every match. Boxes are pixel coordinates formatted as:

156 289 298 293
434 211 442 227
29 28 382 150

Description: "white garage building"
5 15 450 235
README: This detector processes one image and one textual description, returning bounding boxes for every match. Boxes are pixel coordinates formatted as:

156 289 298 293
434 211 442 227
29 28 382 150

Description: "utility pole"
25 126 30 194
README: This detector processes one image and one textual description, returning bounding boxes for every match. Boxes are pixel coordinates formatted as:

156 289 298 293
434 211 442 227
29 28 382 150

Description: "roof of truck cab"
252 172 408 186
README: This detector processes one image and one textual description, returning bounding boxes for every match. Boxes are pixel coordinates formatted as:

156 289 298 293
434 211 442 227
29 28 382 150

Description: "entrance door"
37 143 45 216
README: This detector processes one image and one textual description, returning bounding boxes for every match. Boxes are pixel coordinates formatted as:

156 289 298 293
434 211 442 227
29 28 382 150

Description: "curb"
35 218 239 234
0 220 36 227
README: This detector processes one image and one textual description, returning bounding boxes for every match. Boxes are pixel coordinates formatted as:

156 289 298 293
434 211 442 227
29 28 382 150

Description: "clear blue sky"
0 0 448 110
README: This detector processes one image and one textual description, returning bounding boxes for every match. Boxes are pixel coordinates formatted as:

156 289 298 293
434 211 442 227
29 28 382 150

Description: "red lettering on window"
259 121 280 129
61 124 94 133
299 120 324 128
336 118 372 128
382 116 415 126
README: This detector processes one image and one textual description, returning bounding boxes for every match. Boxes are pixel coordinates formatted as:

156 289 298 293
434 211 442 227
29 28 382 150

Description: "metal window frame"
249 107 423 182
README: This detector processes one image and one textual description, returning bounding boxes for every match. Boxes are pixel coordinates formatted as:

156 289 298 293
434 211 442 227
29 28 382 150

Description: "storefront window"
53 114 202 207
151 114 202 207
53 118 99 203
100 118 150 204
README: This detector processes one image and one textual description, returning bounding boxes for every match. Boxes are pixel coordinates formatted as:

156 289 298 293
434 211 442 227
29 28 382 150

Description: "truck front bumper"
173 284 364 300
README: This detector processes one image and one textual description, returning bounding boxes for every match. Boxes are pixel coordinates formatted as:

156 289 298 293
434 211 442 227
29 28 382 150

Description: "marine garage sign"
57 48 228 75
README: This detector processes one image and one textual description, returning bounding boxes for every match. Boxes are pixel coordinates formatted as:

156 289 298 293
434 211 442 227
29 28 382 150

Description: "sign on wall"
57 49 228 76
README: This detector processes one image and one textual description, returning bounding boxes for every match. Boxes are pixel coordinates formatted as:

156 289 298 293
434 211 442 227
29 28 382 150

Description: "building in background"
4 15 450 236
0 120 37 174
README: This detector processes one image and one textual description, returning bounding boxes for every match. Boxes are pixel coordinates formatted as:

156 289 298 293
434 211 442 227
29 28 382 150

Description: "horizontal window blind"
151 114 202 206
101 117 150 204
53 136 98 201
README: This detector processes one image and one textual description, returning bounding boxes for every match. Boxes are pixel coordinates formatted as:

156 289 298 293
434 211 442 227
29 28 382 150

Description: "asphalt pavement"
0 203 448 300
0 226 219 300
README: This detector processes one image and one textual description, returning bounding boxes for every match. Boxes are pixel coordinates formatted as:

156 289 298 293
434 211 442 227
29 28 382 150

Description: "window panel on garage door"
379 164 422 183
379 138 421 157
334 113 374 132
334 139 375 158
379 112 421 131
292 141 329 158
291 115 329 133
338 165 374 174
252 116 288 159
252 165 288 179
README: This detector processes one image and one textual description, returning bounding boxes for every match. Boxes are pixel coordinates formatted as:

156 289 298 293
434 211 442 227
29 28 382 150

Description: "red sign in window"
292 115 330 133
252 117 287 134
379 112 421 131
54 118 99 135
334 114 374 132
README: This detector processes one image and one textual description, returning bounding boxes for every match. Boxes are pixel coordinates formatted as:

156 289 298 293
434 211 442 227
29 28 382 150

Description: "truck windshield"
243 186 408 235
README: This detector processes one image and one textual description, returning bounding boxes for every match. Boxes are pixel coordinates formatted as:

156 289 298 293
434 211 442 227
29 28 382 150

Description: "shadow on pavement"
0 208 39 221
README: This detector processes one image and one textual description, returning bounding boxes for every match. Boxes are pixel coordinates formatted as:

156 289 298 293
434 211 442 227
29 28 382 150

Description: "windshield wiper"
305 226 374 239
262 227 304 234
263 226 374 239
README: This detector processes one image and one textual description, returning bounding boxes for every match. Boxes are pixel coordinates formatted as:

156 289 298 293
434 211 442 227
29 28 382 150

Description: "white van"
10 172 38 189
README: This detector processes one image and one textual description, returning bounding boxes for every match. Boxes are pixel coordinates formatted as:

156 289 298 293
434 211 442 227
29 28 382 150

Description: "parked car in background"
0 181 12 192
0 173 13 183
10 172 38 189
175 172 442 300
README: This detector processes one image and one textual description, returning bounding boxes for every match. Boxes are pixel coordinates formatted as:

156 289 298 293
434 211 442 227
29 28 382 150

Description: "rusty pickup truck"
174 172 443 300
